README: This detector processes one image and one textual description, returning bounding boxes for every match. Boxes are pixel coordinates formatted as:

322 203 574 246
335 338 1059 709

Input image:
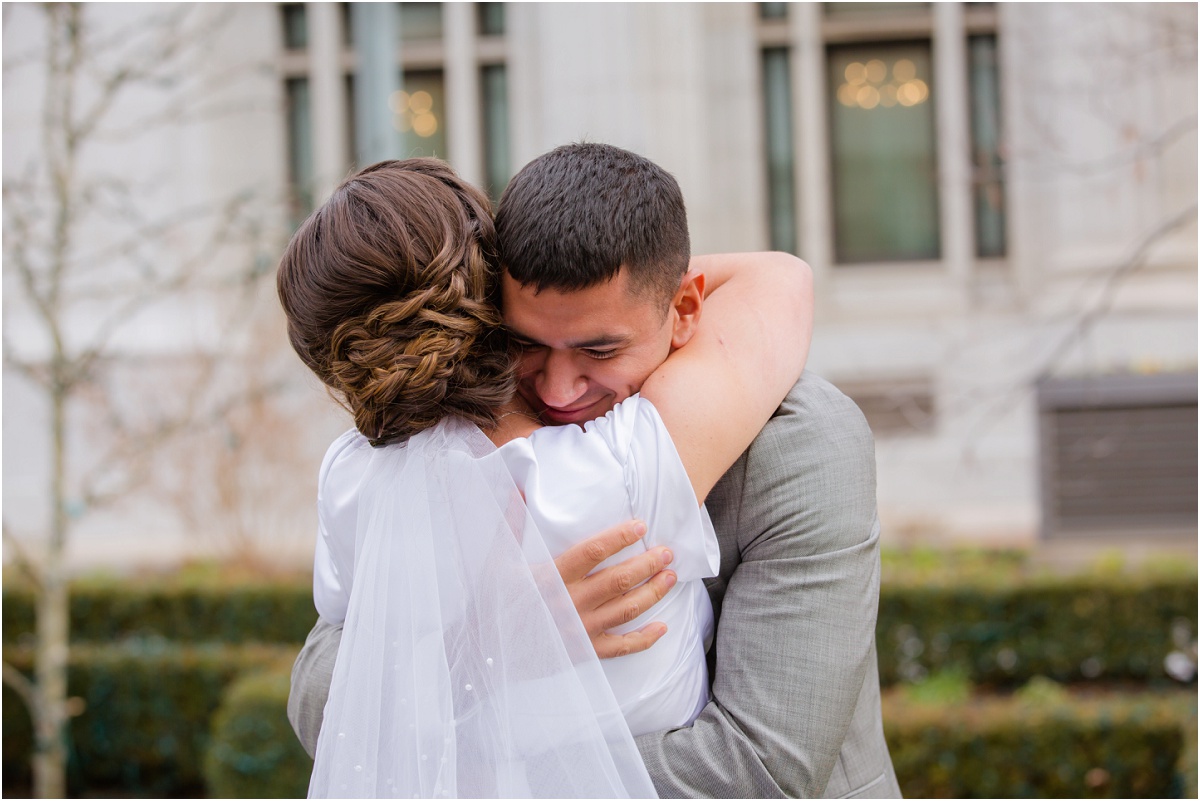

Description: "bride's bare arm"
642 252 813 502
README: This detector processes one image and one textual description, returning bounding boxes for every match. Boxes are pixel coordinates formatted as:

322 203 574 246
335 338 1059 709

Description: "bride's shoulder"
524 394 659 464
326 427 371 457
318 428 372 482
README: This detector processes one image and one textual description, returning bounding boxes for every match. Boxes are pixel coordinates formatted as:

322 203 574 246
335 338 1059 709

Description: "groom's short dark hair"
495 142 691 308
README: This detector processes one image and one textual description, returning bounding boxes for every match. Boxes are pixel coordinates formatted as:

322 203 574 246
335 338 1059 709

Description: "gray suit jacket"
288 372 900 798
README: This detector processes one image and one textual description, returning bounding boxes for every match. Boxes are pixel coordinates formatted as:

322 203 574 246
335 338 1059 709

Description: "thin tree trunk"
32 576 69 800
33 386 70 800
29 8 80 795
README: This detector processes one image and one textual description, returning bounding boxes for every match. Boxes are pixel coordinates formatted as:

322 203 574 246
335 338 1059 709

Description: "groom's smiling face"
502 267 695 426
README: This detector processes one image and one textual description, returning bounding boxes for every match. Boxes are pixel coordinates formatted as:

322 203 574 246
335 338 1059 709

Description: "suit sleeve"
288 616 343 758
634 375 883 798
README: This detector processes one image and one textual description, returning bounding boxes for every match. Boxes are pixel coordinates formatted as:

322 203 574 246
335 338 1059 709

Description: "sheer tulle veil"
307 417 657 798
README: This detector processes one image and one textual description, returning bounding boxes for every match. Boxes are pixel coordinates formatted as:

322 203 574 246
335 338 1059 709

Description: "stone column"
444 3 482 186
793 3 833 276
351 2 403 164
309 3 349 201
934 3 973 289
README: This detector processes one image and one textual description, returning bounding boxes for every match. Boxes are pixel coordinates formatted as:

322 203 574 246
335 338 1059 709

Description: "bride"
276 157 812 798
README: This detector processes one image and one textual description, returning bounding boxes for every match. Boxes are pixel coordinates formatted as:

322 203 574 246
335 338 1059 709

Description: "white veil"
307 417 657 798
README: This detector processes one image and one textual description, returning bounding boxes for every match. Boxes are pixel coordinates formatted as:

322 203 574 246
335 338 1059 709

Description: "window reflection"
391 70 447 159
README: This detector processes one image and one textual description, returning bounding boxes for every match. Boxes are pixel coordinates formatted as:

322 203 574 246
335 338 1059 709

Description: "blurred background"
3 2 1196 798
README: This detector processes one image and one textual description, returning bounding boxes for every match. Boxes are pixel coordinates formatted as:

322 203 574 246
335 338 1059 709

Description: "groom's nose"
535 349 588 408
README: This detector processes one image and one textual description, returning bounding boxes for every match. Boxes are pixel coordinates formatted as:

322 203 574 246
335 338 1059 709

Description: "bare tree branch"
953 202 1198 458
77 375 290 512
1031 202 1198 382
2 662 37 715
3 521 44 592
3 6 289 794
1022 115 1198 177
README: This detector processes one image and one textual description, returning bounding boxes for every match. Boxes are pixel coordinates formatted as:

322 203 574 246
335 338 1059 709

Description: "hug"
278 143 900 799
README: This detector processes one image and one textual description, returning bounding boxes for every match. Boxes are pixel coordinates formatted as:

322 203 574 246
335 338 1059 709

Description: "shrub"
3 575 315 646
5 566 1195 691
205 667 313 798
884 690 1190 798
2 641 297 797
877 575 1197 687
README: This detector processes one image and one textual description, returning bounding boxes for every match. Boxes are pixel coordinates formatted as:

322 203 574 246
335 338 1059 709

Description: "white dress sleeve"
588 394 722 583
506 393 720 585
502 394 719 736
312 429 373 624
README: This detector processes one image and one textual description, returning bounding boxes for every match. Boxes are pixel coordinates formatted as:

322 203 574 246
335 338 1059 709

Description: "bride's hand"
554 519 677 659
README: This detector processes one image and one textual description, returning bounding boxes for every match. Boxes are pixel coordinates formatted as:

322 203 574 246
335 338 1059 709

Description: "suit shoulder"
768 371 874 452
737 373 879 555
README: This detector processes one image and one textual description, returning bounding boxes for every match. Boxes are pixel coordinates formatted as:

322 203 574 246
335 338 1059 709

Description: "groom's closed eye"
582 348 619 360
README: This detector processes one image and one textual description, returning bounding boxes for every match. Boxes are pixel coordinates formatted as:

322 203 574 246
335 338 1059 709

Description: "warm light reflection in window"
837 59 928 109
390 89 439 137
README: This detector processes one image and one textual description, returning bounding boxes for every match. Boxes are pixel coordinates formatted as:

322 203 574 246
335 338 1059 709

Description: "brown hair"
495 142 691 311
276 159 516 446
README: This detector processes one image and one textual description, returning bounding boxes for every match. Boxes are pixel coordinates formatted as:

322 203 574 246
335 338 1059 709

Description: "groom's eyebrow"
506 328 629 350
567 334 628 349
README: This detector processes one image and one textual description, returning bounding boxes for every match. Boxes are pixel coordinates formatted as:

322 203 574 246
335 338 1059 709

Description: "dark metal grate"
1038 373 1198 539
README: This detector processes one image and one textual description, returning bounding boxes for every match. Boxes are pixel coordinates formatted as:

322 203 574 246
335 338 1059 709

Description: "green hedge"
199 674 1192 799
6 570 1195 689
877 575 1197 687
882 690 1190 798
205 667 313 799
3 576 315 646
3 640 1192 798
2 641 297 797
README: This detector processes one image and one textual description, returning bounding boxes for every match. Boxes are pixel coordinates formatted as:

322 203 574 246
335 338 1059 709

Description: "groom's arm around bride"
632 371 900 798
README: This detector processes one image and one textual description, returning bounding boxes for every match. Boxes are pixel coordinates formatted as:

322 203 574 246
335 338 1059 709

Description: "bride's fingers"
593 622 669 660
555 519 647 584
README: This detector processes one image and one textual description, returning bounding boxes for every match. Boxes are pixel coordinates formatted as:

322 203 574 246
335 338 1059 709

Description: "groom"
289 143 901 798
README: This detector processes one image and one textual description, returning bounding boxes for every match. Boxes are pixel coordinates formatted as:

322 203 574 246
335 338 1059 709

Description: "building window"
478 2 510 199
828 41 939 263
391 70 447 160
759 3 789 21
758 3 1005 266
281 3 307 50
1038 373 1197 540
399 2 443 41
968 33 1006 258
478 3 505 36
285 77 314 220
481 64 510 200
762 47 798 254
280 2 510 217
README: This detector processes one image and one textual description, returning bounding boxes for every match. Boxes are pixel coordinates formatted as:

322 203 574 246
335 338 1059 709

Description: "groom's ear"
669 270 705 350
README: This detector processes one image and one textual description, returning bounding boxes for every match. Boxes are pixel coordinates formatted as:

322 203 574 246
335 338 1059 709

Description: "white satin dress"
312 394 719 738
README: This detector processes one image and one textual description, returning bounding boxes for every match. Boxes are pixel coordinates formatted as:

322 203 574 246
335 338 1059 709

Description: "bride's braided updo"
277 159 517 446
